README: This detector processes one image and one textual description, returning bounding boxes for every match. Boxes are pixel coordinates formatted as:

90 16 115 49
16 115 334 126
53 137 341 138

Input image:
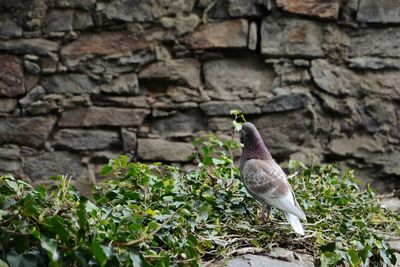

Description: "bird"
239 122 306 235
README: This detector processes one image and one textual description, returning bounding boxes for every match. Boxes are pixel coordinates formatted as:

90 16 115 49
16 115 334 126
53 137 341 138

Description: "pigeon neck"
243 130 272 160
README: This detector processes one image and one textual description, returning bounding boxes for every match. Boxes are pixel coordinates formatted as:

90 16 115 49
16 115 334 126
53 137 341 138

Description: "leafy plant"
0 111 399 266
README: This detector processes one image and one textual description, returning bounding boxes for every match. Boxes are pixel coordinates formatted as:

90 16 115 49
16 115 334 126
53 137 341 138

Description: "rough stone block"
262 94 308 113
200 101 261 116
92 96 148 108
49 0 95 10
139 59 200 88
0 39 59 56
277 0 340 19
137 138 194 162
121 128 137 152
0 14 22 38
261 18 324 57
54 129 120 150
0 98 18 113
209 0 271 18
151 110 205 137
357 0 400 23
203 56 275 100
23 151 87 181
59 107 149 127
0 116 57 147
183 19 248 49
41 74 95 94
43 9 74 33
0 55 25 97
99 73 139 95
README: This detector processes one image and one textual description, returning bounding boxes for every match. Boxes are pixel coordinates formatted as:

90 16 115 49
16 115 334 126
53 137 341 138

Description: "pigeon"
239 122 306 235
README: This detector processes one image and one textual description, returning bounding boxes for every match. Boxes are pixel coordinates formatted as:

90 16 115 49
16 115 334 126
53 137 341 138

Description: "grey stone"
0 145 20 160
104 0 166 22
121 128 137 152
43 9 74 33
137 139 194 162
226 254 303 267
0 145 21 172
54 129 120 150
317 92 354 116
0 55 25 97
261 18 324 58
23 151 87 181
310 59 358 96
329 136 384 158
139 59 201 88
24 60 41 75
73 11 94 30
253 111 312 158
0 99 17 113
248 22 257 51
361 71 400 100
26 100 58 115
60 95 91 109
151 110 205 137
380 198 400 212
0 14 22 38
19 86 46 108
348 57 400 70
262 94 308 113
0 38 59 56
200 101 261 116
269 247 295 262
160 14 200 36
0 116 56 147
208 117 233 132
210 0 271 18
273 61 311 85
41 74 96 94
49 0 95 9
203 56 275 100
92 96 148 108
183 19 248 49
357 0 400 23
99 73 139 95
59 107 150 127
348 28 400 58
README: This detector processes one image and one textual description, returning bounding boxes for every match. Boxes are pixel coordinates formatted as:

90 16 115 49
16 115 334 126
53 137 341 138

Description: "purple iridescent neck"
241 122 272 161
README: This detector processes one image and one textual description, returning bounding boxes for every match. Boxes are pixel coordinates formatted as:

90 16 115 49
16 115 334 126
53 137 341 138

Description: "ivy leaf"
91 239 107 267
101 165 113 176
41 237 59 262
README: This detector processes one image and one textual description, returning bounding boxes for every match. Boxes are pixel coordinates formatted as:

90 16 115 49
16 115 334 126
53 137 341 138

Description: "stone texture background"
0 0 400 192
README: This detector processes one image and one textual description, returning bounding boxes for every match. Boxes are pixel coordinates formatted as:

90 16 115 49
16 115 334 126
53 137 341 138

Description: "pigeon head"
240 122 272 160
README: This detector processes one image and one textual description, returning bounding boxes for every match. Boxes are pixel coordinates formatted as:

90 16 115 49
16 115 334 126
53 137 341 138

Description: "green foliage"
0 138 399 266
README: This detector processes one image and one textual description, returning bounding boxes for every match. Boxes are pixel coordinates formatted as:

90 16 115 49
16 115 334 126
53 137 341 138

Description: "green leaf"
101 165 113 176
0 258 9 267
41 237 59 262
6 250 36 267
91 239 107 267
129 251 143 267
347 249 361 266
230 109 242 116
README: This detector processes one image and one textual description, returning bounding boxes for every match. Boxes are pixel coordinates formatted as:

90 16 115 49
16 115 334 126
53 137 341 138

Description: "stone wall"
0 0 399 192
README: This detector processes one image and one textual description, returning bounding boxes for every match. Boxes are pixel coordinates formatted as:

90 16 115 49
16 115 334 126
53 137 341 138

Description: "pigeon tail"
285 213 305 235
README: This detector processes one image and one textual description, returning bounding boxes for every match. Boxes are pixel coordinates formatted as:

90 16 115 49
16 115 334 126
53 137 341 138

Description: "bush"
0 136 399 267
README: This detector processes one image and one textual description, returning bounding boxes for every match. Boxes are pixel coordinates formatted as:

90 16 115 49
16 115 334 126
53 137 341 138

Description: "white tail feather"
285 213 304 235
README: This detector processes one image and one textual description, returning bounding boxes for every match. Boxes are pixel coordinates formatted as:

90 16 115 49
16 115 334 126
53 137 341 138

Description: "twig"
117 205 185 247
227 247 265 256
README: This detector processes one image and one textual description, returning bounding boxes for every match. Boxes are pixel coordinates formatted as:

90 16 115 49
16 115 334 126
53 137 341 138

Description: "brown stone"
59 107 150 127
261 18 324 57
0 55 25 97
182 19 248 49
137 139 194 162
139 59 201 88
277 0 340 19
0 116 57 147
61 31 152 59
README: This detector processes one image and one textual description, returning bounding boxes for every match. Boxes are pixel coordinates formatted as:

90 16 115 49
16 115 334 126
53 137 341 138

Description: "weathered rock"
0 116 56 147
54 129 120 150
362 71 400 100
19 86 46 108
24 151 87 181
316 92 354 116
0 98 18 113
269 247 295 262
182 19 248 49
61 31 152 60
381 198 400 212
24 60 41 75
104 0 164 22
226 254 310 267
253 111 312 159
151 110 205 137
137 139 194 162
49 0 95 9
357 0 400 23
348 57 400 70
348 28 400 58
248 22 257 50
277 0 340 19
0 14 22 38
0 39 59 56
200 101 261 116
73 11 94 30
262 94 308 113
273 61 311 85
0 55 25 97
209 0 271 18
166 86 209 103
160 14 200 36
0 145 21 172
59 107 149 127
121 128 137 152
208 117 233 132
43 9 74 33
41 74 96 94
204 56 275 100
329 135 384 158
261 18 324 57
92 96 148 108
26 100 58 115
99 73 139 95
139 59 201 88
310 59 358 96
